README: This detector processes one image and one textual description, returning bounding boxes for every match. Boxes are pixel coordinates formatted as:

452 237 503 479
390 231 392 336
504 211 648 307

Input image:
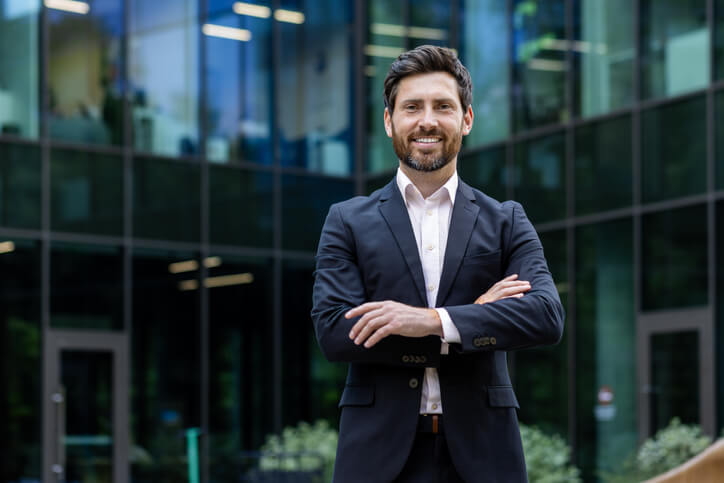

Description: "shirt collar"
396 167 458 206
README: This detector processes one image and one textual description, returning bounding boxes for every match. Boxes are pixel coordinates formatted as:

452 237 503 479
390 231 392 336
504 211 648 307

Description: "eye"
438 103 452 110
404 104 418 112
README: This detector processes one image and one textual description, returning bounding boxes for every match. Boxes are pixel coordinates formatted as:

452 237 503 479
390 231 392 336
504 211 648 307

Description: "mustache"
408 131 445 140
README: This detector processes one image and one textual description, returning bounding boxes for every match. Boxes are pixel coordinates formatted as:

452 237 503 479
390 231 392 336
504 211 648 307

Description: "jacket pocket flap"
487 386 520 408
338 385 374 408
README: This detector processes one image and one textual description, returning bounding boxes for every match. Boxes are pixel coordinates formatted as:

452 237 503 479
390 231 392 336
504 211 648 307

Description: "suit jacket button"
402 355 410 363
421 356 427 363
473 337 481 347
490 337 497 345
409 378 419 389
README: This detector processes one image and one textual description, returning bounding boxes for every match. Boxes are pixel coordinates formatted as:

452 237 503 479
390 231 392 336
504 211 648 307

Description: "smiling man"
312 45 565 482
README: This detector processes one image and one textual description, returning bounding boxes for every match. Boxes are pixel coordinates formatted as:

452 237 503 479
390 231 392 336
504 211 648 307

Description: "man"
312 45 564 482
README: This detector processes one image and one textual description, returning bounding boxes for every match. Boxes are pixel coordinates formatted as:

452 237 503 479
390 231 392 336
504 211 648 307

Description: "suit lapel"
435 181 479 307
378 181 428 306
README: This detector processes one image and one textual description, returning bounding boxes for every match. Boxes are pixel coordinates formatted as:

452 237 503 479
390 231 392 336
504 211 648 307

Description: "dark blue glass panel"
458 145 508 202
0 142 41 229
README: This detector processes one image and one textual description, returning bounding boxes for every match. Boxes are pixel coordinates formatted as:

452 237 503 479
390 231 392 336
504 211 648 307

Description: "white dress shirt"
395 168 462 415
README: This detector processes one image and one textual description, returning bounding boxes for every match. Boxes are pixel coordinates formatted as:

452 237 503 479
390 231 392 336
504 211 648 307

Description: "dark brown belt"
418 414 443 434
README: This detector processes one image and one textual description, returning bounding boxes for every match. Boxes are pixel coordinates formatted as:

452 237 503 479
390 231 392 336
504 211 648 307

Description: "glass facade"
1 2 723 482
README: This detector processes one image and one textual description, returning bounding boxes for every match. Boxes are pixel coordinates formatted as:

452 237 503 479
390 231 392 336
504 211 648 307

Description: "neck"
399 158 457 198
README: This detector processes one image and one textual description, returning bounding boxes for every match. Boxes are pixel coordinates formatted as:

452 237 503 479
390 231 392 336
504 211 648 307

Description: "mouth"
411 136 442 146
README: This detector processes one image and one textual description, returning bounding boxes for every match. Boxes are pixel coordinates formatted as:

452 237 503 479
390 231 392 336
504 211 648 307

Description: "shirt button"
426 209 433 216
426 244 435 251
427 284 435 292
432 403 438 410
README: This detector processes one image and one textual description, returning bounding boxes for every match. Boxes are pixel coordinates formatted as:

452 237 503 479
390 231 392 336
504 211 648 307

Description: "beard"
391 122 464 173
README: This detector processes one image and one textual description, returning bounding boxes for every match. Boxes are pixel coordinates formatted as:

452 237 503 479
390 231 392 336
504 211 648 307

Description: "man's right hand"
474 274 530 305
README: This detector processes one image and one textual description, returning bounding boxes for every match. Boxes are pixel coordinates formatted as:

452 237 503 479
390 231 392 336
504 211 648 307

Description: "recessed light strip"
232 1 271 18
0 241 15 254
202 23 252 42
44 0 90 14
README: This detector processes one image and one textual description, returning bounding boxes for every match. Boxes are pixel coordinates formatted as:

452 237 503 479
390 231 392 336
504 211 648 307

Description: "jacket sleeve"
311 203 441 367
445 202 565 353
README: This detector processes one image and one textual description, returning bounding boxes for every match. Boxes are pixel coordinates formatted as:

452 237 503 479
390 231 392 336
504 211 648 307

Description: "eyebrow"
399 97 458 105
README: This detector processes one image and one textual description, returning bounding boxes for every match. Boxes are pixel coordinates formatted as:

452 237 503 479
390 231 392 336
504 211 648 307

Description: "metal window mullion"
354 0 367 196
707 0 718 435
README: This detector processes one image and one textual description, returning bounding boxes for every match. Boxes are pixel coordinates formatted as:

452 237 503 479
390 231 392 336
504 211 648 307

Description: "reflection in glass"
50 243 123 330
642 205 707 311
0 2 39 138
366 0 404 174
132 249 200 481
0 240 41 482
209 255 274 479
209 165 273 247
515 229 568 437
650 332 699 436
574 0 633 117
282 259 346 427
278 0 354 175
575 218 635 480
715 201 724 433
48 0 124 145
642 97 706 203
640 0 709 100
133 158 200 241
512 0 567 131
205 1 272 164
575 115 632 215
0 142 41 229
62 351 114 483
365 173 392 195
716 0 724 80
129 0 199 156
460 0 509 146
512 132 566 223
714 91 724 189
458 145 507 202
408 0 450 50
282 175 354 251
51 148 123 235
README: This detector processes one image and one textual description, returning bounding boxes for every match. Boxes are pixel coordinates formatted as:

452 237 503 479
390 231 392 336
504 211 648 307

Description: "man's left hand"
346 301 442 348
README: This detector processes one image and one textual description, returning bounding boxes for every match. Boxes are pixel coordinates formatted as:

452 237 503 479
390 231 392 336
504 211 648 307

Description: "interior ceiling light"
233 2 271 18
274 9 304 24
178 273 254 291
169 260 199 274
364 45 405 59
44 0 90 14
371 23 447 41
202 23 252 42
0 241 15 254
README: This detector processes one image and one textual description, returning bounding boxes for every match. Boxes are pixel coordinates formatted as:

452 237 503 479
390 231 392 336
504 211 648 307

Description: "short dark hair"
383 45 472 113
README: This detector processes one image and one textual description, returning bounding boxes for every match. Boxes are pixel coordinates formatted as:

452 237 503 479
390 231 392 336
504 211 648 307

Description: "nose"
418 106 438 131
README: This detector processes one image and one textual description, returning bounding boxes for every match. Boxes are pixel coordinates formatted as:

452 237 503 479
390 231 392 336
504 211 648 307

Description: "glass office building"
0 0 722 481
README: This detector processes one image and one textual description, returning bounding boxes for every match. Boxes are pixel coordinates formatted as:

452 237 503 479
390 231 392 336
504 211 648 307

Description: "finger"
346 302 382 319
354 313 390 345
350 307 387 340
364 324 394 348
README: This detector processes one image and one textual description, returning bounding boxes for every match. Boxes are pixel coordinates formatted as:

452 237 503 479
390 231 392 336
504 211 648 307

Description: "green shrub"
602 418 713 482
519 424 582 482
259 419 338 482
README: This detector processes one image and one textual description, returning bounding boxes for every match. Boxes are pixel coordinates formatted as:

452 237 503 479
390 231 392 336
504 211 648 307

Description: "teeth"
415 138 440 143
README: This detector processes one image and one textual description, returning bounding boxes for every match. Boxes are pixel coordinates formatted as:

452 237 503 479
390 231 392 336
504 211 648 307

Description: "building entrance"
42 330 129 483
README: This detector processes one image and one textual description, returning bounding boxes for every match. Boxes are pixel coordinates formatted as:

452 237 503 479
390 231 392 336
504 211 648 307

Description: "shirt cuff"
436 308 461 344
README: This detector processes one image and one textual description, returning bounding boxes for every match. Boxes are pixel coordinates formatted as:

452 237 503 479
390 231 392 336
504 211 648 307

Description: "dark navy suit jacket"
312 178 565 483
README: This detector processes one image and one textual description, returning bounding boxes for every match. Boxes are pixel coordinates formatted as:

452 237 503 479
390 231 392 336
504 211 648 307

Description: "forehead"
394 72 460 106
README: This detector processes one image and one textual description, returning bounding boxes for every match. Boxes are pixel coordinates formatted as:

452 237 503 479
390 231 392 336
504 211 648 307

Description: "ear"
462 105 474 136
384 107 393 138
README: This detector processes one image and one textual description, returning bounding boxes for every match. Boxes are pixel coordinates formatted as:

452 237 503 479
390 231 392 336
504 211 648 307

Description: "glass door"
637 308 714 441
43 330 129 482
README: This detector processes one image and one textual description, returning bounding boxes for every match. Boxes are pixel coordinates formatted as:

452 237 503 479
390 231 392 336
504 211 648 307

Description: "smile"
413 137 441 144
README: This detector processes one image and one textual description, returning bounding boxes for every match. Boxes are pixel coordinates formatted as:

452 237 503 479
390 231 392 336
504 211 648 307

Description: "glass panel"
716 201 724 435
460 0 509 146
715 0 724 80
0 239 41 482
574 115 632 215
282 259 346 427
573 0 633 117
715 91 724 189
132 249 200 480
0 142 41 229
61 350 113 483
209 255 274 479
458 145 508 202
408 0 450 49
51 148 123 235
47 0 124 145
642 205 708 311
129 0 199 156
0 1 39 138
640 0 709 100
209 165 273 247
650 331 699 435
642 96 706 203
278 0 354 175
515 229 568 437
365 172 392 195
204 0 272 164
512 132 566 224
366 0 404 174
51 243 123 330
575 218 635 480
133 158 200 241
282 175 354 251
512 0 567 132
